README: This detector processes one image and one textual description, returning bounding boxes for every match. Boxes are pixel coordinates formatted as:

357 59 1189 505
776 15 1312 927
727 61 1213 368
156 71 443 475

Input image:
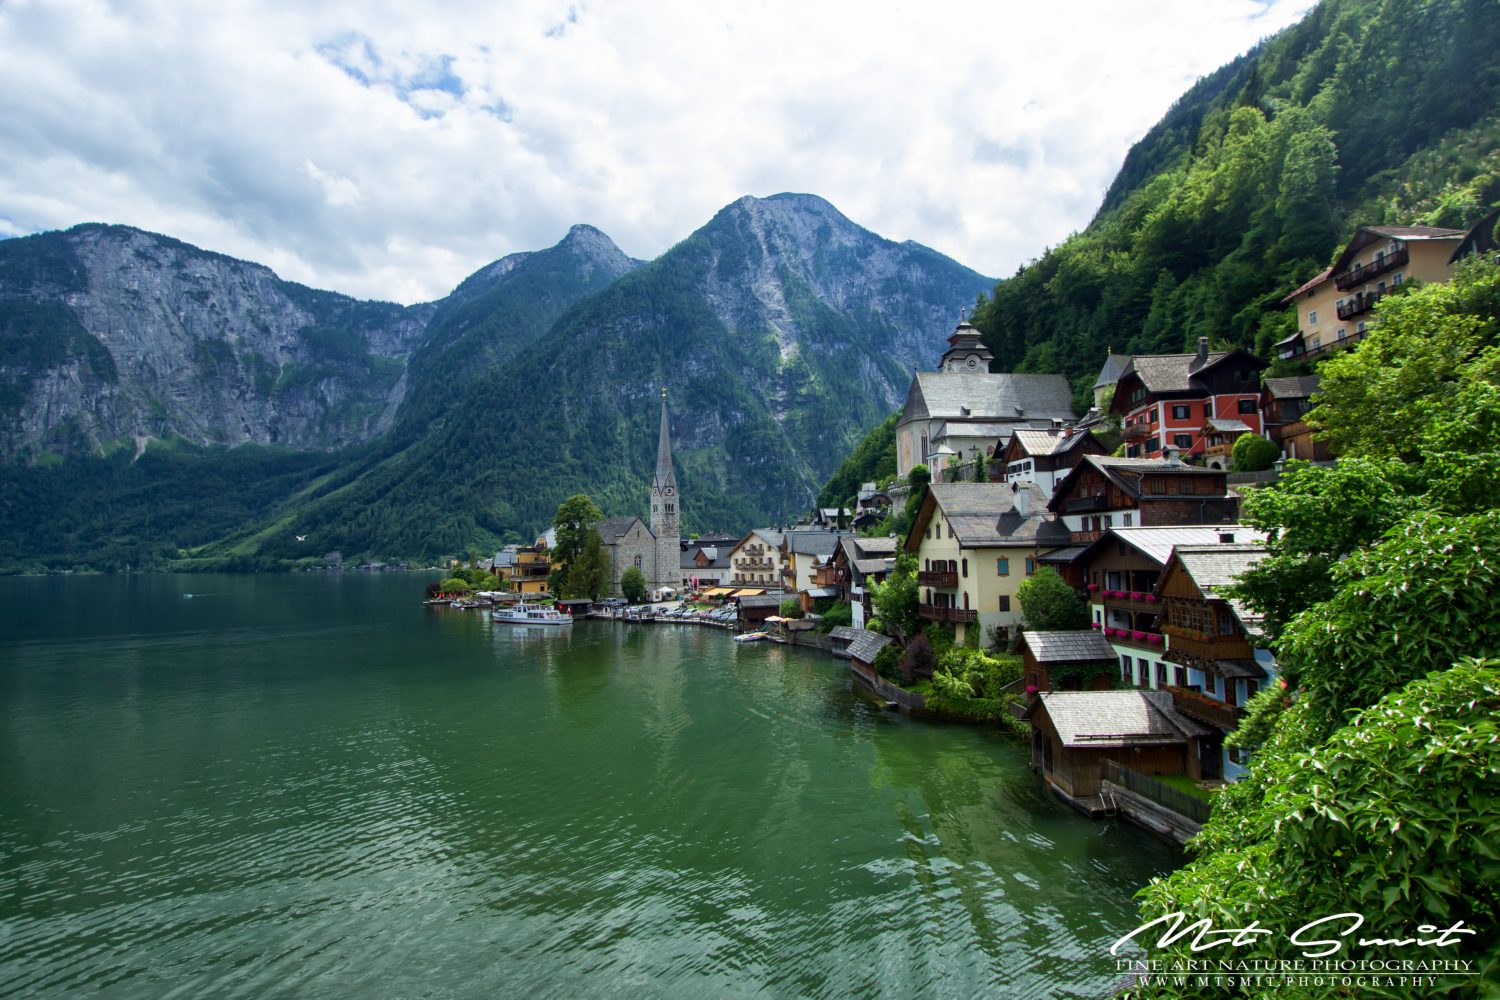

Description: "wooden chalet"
1025 690 1213 799
1109 339 1268 460
1019 630 1116 692
1261 375 1330 462
1001 426 1107 495
1046 455 1239 545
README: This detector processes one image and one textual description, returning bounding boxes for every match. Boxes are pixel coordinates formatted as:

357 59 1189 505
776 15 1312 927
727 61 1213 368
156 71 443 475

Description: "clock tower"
939 313 995 373
649 390 681 594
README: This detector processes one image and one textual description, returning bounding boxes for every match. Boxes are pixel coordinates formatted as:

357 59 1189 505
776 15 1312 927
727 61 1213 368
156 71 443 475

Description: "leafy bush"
1016 565 1089 630
900 634 936 686
816 602 852 633
778 598 804 619
620 565 647 604
872 643 901 682
925 647 1025 725
1229 433 1279 472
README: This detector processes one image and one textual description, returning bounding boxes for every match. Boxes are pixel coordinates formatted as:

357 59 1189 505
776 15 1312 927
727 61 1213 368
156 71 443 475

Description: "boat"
732 631 768 643
491 603 574 627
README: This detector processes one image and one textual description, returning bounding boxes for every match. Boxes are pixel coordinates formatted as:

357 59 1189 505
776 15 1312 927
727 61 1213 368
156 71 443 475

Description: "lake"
0 573 1178 997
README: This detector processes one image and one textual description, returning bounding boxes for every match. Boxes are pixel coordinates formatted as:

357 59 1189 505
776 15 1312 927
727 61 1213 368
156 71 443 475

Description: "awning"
802 587 838 598
1039 546 1089 563
703 587 733 597
730 588 767 596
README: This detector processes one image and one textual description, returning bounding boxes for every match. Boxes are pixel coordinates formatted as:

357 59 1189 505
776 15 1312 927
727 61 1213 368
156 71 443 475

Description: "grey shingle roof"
1021 630 1116 663
934 421 1027 440
1032 690 1215 747
1281 267 1333 303
828 626 858 641
1082 526 1267 568
902 372 1076 423
926 483 1071 547
846 629 893 664
1122 352 1229 393
1050 456 1229 509
853 557 894 574
598 516 647 543
786 530 847 556
1010 427 1094 457
1093 353 1132 390
852 536 899 555
1168 544 1268 635
1262 375 1321 400
737 595 782 609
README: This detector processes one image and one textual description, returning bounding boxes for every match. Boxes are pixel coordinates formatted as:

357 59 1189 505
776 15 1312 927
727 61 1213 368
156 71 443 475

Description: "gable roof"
1262 374 1321 400
1204 417 1253 434
1047 455 1229 512
1075 525 1268 569
846 628 893 664
785 530 846 556
1332 225 1465 275
900 372 1076 425
1116 348 1267 400
1021 630 1116 663
1161 543 1268 636
598 516 649 543
912 483 1071 549
1280 266 1333 304
1009 427 1098 458
1028 690 1215 747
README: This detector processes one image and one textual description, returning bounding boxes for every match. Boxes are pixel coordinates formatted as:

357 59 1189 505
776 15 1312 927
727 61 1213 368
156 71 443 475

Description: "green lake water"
0 574 1178 997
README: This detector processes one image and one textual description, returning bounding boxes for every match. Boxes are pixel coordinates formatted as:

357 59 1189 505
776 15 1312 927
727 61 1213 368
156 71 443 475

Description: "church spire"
653 388 676 491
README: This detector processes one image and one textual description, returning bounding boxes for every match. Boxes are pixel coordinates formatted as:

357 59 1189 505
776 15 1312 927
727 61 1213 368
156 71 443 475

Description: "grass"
1155 774 1215 803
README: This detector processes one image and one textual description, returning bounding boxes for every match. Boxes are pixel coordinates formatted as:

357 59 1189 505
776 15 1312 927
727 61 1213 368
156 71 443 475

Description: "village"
441 213 1497 847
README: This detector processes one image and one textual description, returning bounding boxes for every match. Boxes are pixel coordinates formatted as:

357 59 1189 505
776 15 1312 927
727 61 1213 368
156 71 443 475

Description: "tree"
563 529 610 599
778 597 805 619
438 576 470 595
902 465 931 526
871 552 920 640
1015 565 1088 630
972 450 987 482
900 634 936 686
1228 433 1278 472
620 565 647 604
551 494 604 567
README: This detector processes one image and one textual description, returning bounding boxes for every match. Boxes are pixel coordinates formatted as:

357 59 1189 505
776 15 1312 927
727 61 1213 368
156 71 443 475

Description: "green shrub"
1230 433 1280 472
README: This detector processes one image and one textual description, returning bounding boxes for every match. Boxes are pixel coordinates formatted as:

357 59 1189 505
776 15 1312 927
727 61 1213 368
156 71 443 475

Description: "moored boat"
492 603 573 626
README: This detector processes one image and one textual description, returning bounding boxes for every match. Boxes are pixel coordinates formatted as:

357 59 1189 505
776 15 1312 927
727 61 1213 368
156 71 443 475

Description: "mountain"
0 196 992 569
970 0 1500 396
242 194 994 562
0 224 432 459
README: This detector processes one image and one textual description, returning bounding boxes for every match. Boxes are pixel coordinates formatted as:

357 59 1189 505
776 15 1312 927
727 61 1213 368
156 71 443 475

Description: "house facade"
1277 225 1465 363
1002 426 1108 496
498 545 551 594
1156 543 1277 781
727 529 785 590
1110 339 1267 460
1046 455 1239 545
1261 374 1330 462
905 482 1072 645
1025 690 1213 800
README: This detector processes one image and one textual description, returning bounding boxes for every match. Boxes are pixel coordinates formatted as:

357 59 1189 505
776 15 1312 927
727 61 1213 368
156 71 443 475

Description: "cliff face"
0 224 432 457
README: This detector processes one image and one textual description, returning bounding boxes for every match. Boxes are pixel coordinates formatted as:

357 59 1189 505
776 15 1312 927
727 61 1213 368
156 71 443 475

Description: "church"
598 392 682 596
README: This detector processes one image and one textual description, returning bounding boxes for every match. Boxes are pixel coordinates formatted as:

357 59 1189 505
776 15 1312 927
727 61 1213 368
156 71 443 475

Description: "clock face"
665 487 674 496
966 356 979 370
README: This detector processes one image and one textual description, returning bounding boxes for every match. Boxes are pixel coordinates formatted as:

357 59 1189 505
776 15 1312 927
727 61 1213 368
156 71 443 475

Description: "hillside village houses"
1110 339 1268 465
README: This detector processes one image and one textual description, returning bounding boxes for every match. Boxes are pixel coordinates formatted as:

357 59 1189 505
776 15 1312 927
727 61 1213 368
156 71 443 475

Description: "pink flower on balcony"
1025 684 1039 696
1148 633 1164 644
1086 583 1099 591
1131 630 1146 640
1090 621 1101 629
1144 594 1157 602
1130 591 1143 600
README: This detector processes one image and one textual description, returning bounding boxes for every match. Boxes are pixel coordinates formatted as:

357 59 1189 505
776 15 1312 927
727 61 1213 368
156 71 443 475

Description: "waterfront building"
1018 630 1117 692
1277 224 1465 363
1025 690 1213 799
825 535 898 629
497 545 551 594
904 482 1071 645
727 529 785 590
598 393 683 596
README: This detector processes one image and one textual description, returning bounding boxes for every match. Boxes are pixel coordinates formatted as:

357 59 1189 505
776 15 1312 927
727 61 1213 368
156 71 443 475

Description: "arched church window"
634 555 642 569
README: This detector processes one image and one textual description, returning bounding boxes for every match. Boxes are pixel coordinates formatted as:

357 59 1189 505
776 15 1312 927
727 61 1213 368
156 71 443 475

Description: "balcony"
1335 245 1408 290
738 558 774 570
1123 422 1151 441
1162 625 1254 662
1063 494 1110 514
1165 685 1244 732
1303 328 1367 360
1100 625 1166 650
1336 290 1384 321
917 570 958 588
811 565 844 588
918 604 977 624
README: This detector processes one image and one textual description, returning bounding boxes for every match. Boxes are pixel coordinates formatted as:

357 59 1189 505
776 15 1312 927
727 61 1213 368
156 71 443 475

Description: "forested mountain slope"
972 0 1500 401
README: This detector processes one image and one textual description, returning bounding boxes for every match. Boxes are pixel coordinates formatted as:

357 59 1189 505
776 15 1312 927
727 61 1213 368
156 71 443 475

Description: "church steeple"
648 388 681 594
653 389 677 492
939 309 995 373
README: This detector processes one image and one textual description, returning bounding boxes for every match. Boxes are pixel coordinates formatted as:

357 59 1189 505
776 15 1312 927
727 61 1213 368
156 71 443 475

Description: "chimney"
1163 447 1181 467
1013 484 1032 517
1196 336 1209 366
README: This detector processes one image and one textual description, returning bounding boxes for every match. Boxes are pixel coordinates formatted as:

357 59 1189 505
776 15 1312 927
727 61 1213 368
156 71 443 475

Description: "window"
1174 666 1188 687
1238 398 1256 414
1393 272 1404 286
1308 310 1318 324
961 558 968 578
1155 662 1168 686
1173 433 1192 448
1127 445 1140 458
1136 659 1149 686
1149 409 1158 422
1311 337 1321 349
1123 513 1133 527
1146 437 1160 453
1337 328 1347 341
996 558 1009 576
1121 655 1132 683
1357 321 1368 333
1025 558 1036 576
1335 298 1344 311
998 595 1011 612
1172 404 1190 419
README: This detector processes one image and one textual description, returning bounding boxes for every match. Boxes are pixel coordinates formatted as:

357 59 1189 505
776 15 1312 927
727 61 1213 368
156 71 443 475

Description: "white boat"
733 631 769 643
491 603 574 626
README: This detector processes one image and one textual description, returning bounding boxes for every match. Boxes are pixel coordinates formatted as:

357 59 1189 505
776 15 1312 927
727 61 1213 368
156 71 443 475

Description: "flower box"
1129 591 1143 600
1090 621 1101 629
1144 594 1157 602
1131 630 1146 640
1148 633 1164 644
1086 583 1099 591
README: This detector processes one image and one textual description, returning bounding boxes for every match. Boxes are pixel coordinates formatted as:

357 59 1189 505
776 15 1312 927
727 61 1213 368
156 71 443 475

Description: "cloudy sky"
0 0 1315 304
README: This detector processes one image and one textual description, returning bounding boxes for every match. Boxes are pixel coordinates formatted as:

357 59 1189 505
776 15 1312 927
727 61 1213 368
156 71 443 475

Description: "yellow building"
1278 224 1465 362
727 529 785 590
905 483 1073 644
498 545 551 595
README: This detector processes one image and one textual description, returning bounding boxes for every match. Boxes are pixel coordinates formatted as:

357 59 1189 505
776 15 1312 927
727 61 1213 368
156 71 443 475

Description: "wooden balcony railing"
1165 685 1244 732
919 604 978 624
1337 290 1384 321
1303 329 1367 359
1064 495 1110 514
917 570 958 588
1162 625 1253 662
1335 245 1408 290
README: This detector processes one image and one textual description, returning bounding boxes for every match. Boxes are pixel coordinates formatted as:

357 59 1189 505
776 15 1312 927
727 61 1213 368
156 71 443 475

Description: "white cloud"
0 0 1315 303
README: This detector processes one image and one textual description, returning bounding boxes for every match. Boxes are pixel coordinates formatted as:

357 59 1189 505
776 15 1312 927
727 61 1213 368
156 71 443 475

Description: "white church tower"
649 390 681 593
